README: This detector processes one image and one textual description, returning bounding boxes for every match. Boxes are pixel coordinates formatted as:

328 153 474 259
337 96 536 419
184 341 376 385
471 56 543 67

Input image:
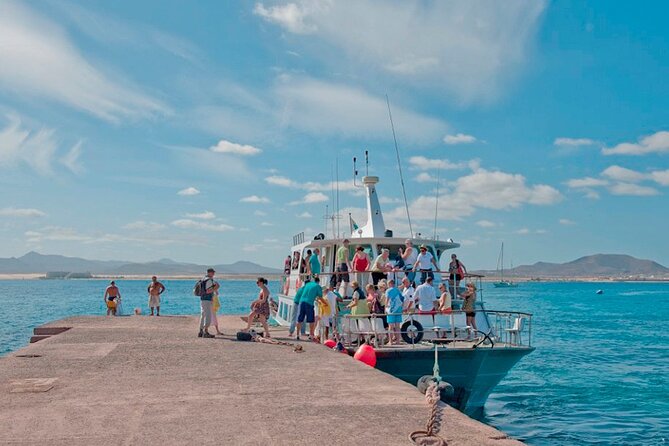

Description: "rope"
410 382 447 446
252 334 304 353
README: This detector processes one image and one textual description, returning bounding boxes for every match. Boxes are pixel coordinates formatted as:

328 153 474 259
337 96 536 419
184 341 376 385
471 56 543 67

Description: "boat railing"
334 310 532 350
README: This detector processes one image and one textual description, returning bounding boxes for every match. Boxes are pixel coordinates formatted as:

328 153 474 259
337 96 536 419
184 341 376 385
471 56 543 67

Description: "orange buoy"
323 339 337 349
353 343 377 367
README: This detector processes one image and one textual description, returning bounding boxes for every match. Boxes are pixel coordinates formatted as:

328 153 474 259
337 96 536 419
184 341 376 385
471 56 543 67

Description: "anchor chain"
409 382 447 446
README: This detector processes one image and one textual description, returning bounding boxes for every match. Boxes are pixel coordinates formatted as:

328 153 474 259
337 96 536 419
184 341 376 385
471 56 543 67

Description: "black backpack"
193 278 208 297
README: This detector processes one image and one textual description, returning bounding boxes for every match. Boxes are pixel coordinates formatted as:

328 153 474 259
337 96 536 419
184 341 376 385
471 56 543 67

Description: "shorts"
319 316 331 327
336 263 349 282
148 294 161 307
449 273 462 281
297 302 315 323
386 314 402 325
466 311 475 318
106 300 117 309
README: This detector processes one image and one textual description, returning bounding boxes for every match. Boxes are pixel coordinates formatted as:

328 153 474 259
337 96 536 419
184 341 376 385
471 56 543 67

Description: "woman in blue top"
385 279 404 345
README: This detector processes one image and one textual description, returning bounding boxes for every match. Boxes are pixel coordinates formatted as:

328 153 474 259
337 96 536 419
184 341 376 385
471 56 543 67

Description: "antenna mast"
386 94 414 238
433 168 440 240
336 156 340 238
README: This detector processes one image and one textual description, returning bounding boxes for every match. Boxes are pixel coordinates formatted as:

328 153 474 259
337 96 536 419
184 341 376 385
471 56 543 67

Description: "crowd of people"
100 241 478 344
279 241 478 345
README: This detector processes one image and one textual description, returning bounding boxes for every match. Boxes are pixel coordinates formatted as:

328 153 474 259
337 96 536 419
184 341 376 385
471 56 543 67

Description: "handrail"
333 310 533 349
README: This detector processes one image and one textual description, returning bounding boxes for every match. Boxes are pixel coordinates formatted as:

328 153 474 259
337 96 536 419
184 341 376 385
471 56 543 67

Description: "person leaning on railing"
371 248 393 285
460 282 478 332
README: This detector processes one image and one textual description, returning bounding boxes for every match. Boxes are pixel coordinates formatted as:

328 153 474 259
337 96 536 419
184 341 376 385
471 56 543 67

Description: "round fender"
401 319 424 344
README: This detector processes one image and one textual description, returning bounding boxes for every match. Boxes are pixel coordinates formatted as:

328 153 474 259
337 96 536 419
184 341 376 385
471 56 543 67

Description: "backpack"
193 278 209 297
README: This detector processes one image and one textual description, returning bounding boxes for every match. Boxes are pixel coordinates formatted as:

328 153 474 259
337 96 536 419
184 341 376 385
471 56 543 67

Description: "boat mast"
386 94 414 238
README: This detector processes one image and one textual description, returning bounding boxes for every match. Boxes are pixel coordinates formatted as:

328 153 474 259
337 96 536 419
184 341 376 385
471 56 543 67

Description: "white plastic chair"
505 317 525 345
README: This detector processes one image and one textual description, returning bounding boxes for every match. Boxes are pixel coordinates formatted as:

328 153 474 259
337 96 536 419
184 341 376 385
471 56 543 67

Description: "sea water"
0 279 667 445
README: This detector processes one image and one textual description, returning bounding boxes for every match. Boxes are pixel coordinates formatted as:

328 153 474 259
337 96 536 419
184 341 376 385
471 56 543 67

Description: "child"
212 290 223 335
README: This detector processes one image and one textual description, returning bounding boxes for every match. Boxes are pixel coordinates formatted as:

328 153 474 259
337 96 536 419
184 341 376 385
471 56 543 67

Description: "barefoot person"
245 278 271 338
147 276 165 316
104 281 121 316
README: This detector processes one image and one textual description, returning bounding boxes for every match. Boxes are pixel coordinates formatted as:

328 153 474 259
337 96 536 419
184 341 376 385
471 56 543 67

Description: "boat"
493 242 519 288
271 169 534 416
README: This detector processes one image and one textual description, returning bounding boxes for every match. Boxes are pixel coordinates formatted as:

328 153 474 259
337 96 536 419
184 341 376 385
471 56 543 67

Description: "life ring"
400 319 424 344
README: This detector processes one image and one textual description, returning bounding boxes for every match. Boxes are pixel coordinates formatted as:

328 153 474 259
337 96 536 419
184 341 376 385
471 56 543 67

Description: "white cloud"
289 192 329 205
254 210 268 217
184 211 216 220
601 165 647 183
602 131 669 156
476 220 496 228
210 139 262 156
415 172 436 183
608 183 659 196
443 133 477 145
253 2 316 34
260 222 274 227
650 170 669 186
266 175 299 188
254 1 546 103
0 114 82 175
26 225 181 246
390 167 561 222
297 211 312 218
409 156 466 171
177 187 200 196
515 228 530 235
0 2 167 123
565 177 609 188
554 137 597 147
0 207 46 218
54 1 203 64
559 218 576 226
265 175 358 194
122 221 166 231
240 195 271 204
274 76 447 141
171 219 234 232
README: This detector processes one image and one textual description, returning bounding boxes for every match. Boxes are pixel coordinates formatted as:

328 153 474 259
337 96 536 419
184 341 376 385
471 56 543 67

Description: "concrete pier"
0 316 522 445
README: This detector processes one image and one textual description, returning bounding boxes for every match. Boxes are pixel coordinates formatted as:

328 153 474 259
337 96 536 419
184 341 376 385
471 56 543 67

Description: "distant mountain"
496 254 669 277
0 252 281 275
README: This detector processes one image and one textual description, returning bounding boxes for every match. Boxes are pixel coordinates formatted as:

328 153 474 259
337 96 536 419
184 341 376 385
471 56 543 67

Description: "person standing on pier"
104 281 121 316
147 276 165 316
297 277 324 341
197 268 219 338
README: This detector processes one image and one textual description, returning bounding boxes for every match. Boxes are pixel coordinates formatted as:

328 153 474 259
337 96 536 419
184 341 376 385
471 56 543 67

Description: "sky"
1 0 668 269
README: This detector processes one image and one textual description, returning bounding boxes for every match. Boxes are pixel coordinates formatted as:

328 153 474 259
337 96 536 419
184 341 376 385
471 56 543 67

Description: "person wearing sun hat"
412 245 439 284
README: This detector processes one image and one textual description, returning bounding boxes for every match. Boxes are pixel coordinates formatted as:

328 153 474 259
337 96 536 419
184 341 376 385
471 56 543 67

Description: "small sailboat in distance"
493 242 519 288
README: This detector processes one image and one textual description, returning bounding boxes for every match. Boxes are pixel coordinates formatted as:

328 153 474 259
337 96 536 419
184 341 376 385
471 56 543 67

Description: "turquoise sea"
0 279 667 445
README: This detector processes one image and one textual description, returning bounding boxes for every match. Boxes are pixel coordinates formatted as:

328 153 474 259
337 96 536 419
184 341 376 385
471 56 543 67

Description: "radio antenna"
386 94 414 238
433 167 441 240
365 150 369 176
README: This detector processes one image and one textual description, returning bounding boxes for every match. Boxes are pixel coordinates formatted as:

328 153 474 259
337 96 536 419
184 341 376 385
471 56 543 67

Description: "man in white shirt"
399 239 418 283
414 277 437 312
400 277 415 311
412 245 439 284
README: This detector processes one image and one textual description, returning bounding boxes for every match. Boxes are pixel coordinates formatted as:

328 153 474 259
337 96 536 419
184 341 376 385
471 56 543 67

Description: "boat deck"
0 315 523 445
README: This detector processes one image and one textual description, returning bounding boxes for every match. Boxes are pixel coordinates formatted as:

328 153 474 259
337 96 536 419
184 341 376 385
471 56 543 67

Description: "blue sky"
1 0 668 269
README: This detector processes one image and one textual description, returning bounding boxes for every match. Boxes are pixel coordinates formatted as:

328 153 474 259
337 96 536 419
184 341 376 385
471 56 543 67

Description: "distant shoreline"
0 273 667 283
0 273 283 281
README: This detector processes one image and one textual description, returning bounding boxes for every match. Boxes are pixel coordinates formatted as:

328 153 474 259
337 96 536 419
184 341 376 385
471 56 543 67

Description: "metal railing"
331 310 532 350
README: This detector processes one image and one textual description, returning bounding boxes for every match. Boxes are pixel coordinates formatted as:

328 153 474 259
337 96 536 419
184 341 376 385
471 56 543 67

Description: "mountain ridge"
482 253 669 277
0 252 281 275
